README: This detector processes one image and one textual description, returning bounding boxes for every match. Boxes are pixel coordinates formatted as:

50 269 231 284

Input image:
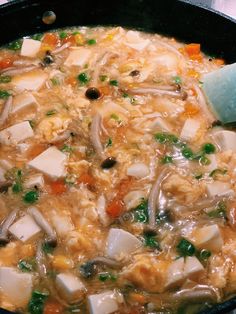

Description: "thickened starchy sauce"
0 27 234 314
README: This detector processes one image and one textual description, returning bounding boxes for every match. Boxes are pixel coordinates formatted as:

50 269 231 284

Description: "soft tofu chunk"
64 48 91 67
125 31 150 51
28 146 67 178
106 228 142 260
180 119 200 141
24 173 44 189
20 38 41 58
214 130 236 152
88 291 119 314
126 163 149 178
193 224 223 252
0 159 12 182
184 256 204 279
9 214 41 242
165 257 185 288
12 92 37 113
56 273 85 302
206 181 234 197
0 267 33 307
51 212 74 236
12 70 48 91
0 121 34 145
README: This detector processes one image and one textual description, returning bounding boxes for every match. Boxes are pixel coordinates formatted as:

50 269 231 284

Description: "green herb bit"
23 190 39 204
110 113 120 121
173 76 182 84
133 199 148 223
46 110 57 116
59 31 68 39
0 75 11 83
207 201 226 219
181 147 194 160
194 172 203 180
209 168 227 179
31 33 43 41
99 75 108 82
0 89 10 99
199 155 210 166
176 238 195 256
42 242 55 254
122 92 129 98
109 79 118 86
28 290 48 314
98 272 117 282
154 132 179 145
12 182 23 193
18 259 35 272
64 175 76 186
7 40 22 51
106 138 112 147
144 234 159 249
77 72 90 84
61 144 73 153
161 155 173 164
4 167 22 181
202 143 216 154
72 31 80 35
199 249 211 261
50 77 60 86
87 39 96 45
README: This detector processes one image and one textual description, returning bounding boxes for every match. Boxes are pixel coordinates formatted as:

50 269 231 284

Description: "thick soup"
0 27 234 314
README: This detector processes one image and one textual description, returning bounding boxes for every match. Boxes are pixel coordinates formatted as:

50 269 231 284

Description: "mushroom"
0 208 19 245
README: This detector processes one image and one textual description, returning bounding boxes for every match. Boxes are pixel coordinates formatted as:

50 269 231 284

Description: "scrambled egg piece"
162 173 205 204
68 160 91 177
36 114 71 142
0 242 19 267
121 254 169 293
208 255 232 289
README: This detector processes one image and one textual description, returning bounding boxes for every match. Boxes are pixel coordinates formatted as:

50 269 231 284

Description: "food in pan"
0 27 234 314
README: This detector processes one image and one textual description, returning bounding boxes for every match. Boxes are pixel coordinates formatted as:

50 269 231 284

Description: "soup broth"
0 27 233 314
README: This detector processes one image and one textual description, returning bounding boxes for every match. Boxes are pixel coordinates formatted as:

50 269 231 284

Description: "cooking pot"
0 0 236 313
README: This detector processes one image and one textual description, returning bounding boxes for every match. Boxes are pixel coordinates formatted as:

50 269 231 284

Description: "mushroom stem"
90 113 106 160
0 96 12 127
0 208 19 245
91 256 122 269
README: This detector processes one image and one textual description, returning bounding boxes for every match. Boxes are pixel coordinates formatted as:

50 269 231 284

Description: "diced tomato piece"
106 198 124 218
77 173 95 186
0 57 14 70
43 300 63 314
185 43 201 56
42 33 60 47
50 180 67 195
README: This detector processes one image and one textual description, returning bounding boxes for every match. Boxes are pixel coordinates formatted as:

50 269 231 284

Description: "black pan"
0 0 236 313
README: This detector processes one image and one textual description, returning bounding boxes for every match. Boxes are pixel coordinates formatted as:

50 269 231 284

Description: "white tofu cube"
51 211 74 236
88 291 119 314
0 121 34 145
127 163 149 178
0 267 33 307
180 119 200 141
214 130 236 152
184 256 204 279
64 48 91 67
28 146 67 178
24 173 44 189
165 257 185 288
125 31 150 51
12 70 48 91
9 214 41 242
193 224 223 252
106 228 142 260
206 181 234 197
20 38 41 58
12 92 37 114
56 273 85 302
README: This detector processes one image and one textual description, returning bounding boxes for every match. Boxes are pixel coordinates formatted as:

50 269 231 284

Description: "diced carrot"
99 85 111 96
187 69 200 79
62 35 76 45
43 300 63 314
182 102 200 117
52 255 74 270
50 180 67 195
185 43 201 56
190 53 203 62
42 33 60 47
129 292 147 305
213 58 225 66
0 57 14 70
77 173 95 186
106 198 124 218
66 76 77 86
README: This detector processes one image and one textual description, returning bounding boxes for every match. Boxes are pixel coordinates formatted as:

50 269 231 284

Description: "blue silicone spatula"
202 63 236 124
